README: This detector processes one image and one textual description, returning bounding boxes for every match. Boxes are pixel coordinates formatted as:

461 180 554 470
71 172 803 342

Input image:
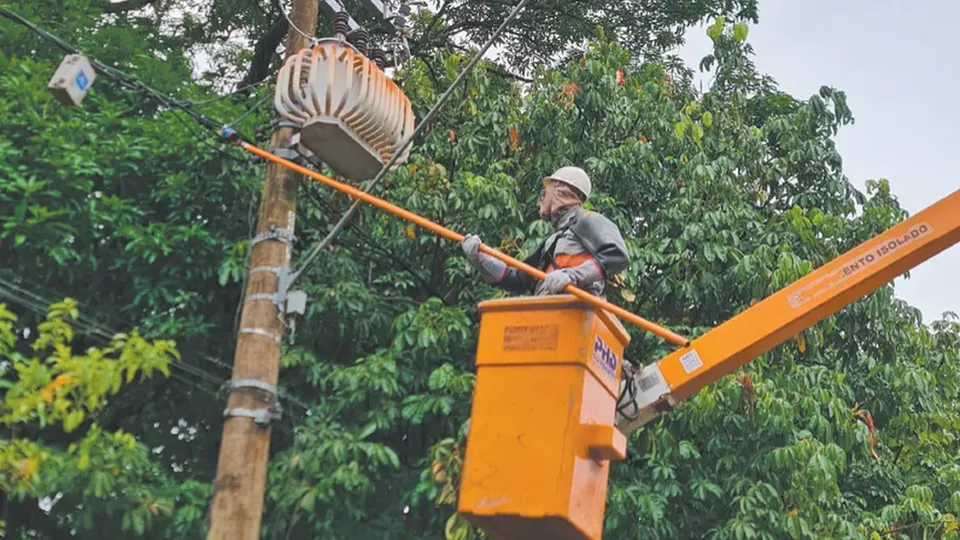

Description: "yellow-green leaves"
0 304 15 356
707 16 726 40
707 17 748 43
733 22 749 43
674 120 687 139
2 301 178 430
691 124 704 145
0 439 46 493
76 452 91 472
0 300 177 535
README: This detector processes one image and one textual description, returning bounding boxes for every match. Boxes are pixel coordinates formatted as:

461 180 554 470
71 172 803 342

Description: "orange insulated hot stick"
239 141 690 347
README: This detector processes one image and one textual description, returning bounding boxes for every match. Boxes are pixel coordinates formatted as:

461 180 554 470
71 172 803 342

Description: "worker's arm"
462 235 537 293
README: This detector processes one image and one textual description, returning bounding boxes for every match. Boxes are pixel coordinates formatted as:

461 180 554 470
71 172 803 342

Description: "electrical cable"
0 6 250 145
276 0 316 44
224 93 272 127
616 370 641 422
285 0 532 287
0 274 310 412
187 76 274 107
0 279 222 388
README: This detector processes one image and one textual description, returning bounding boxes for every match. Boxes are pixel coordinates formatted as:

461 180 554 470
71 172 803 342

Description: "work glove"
536 269 573 295
462 234 508 284
535 259 605 295
461 234 482 261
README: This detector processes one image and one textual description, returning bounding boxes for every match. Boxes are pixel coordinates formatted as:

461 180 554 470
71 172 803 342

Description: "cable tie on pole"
250 265 286 276
228 378 279 397
223 405 282 426
244 293 280 304
250 226 297 248
239 327 282 344
271 147 300 160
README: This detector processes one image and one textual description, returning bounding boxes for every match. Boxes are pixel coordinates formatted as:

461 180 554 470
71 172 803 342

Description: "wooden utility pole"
206 0 318 537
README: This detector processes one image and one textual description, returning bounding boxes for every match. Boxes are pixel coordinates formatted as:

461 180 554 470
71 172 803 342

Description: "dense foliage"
1 1 958 539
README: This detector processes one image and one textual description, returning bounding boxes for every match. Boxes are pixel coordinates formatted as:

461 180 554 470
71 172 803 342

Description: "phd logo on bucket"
592 336 618 379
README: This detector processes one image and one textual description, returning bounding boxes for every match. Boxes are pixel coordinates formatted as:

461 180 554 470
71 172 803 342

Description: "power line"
284 0 532 287
0 274 310 413
224 93 273 127
277 0 316 43
0 279 218 397
0 6 249 145
187 76 274 107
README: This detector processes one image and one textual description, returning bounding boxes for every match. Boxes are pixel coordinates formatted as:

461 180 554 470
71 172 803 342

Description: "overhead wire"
0 278 302 440
187 75 274 107
0 279 218 397
0 6 259 147
224 93 273 127
0 273 310 413
284 0 533 287
275 0 316 44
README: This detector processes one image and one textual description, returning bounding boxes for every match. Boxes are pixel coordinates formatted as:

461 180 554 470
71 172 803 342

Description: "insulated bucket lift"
274 38 415 181
230 107 960 540
454 188 960 540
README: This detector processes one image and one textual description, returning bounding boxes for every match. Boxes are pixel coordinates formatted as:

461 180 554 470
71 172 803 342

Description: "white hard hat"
544 166 591 200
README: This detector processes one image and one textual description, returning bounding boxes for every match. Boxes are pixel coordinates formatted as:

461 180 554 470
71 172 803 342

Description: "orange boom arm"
618 188 960 433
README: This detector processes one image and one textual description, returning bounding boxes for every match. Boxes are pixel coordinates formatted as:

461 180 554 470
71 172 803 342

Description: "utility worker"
462 165 640 427
460 166 629 297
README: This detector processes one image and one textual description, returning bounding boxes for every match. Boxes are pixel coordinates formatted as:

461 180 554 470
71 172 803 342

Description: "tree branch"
238 15 288 89
101 0 160 14
447 43 533 82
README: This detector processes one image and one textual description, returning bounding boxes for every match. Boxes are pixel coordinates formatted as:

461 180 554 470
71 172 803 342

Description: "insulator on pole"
370 48 387 69
349 27 369 56
332 10 351 39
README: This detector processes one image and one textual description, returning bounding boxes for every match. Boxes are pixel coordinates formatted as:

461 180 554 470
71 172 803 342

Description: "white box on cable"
48 54 97 106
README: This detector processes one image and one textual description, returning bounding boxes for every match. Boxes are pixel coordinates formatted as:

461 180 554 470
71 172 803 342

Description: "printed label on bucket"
592 335 619 380
503 324 559 350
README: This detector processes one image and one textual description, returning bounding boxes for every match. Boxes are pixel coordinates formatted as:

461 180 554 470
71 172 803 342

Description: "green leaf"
675 121 687 139
692 124 704 145
707 17 725 40
733 22 749 42
679 441 701 460
702 111 713 128
217 263 232 286
64 409 85 432
358 422 377 439
383 447 401 469
299 489 316 512
77 452 91 472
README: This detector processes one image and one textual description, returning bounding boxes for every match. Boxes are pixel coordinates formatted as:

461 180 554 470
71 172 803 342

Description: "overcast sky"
677 0 959 324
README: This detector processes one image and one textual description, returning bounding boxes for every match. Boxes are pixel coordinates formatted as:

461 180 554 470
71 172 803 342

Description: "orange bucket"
457 295 631 540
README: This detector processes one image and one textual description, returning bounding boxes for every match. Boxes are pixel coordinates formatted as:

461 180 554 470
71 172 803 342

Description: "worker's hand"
461 234 482 261
537 269 573 295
